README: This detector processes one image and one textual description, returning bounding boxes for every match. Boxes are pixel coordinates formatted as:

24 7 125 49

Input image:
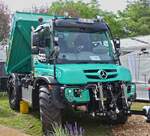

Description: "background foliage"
118 0 150 37
0 1 9 42
47 0 150 38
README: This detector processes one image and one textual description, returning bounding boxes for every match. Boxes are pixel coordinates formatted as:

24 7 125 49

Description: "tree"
48 0 101 18
101 12 125 38
48 0 124 37
0 1 10 42
118 0 150 37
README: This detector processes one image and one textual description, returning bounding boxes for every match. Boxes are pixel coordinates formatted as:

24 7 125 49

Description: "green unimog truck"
6 12 136 135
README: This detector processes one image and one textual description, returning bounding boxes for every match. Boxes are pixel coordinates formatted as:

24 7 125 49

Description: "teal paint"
65 88 90 104
34 61 132 84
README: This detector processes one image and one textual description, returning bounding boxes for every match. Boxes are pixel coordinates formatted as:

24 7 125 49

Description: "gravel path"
112 115 150 136
0 125 30 136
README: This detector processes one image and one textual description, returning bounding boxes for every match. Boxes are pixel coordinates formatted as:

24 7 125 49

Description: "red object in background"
145 87 150 91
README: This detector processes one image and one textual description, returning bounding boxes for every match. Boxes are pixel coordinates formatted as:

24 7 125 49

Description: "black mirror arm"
51 46 60 79
106 25 121 64
113 38 120 49
106 24 121 51
49 46 60 59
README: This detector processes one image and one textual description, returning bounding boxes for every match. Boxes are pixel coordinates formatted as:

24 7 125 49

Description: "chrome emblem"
98 70 107 79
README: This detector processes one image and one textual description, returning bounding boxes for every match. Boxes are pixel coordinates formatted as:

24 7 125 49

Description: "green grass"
0 94 112 136
131 102 150 111
1 93 150 136
0 95 42 136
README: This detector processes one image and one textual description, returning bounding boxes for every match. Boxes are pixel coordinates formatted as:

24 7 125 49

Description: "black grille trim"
84 70 99 73
86 74 117 79
103 69 117 72
107 74 117 79
84 69 117 73
86 75 100 79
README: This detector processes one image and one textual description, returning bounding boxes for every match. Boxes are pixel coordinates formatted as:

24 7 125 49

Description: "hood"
34 61 131 85
55 64 132 84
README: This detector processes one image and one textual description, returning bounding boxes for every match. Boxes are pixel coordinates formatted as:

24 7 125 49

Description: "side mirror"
32 47 39 54
114 38 120 49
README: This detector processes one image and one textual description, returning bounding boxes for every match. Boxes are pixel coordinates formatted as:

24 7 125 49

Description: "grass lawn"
0 94 112 136
131 102 150 111
0 95 42 136
1 92 149 136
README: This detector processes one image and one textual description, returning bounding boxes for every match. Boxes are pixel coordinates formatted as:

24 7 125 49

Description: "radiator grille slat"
84 69 117 80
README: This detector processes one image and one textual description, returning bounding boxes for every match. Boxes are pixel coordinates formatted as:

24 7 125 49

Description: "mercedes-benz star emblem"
99 70 107 79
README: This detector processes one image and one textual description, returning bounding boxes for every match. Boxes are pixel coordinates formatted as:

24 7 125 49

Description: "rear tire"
39 86 61 136
7 75 21 111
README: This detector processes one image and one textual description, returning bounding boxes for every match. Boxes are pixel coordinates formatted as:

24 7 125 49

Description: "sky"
4 0 127 13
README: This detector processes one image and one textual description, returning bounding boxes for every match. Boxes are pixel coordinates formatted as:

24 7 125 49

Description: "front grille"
84 69 117 80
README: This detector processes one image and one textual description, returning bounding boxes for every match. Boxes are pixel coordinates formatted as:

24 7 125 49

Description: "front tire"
113 112 128 124
39 86 62 135
107 110 128 125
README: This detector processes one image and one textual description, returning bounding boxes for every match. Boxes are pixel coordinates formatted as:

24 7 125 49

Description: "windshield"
55 30 115 63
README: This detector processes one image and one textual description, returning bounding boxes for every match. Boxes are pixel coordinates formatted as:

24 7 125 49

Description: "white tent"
120 35 150 101
120 35 150 53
